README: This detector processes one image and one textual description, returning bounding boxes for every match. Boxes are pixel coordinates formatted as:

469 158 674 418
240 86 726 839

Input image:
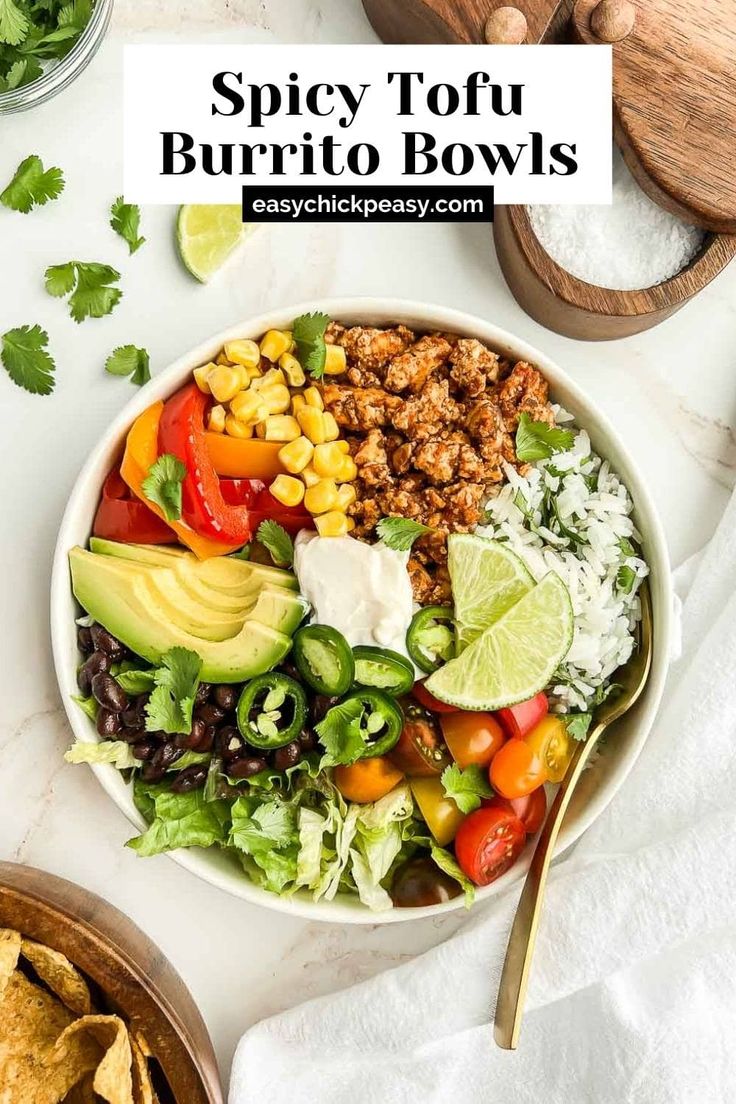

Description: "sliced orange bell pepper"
205 433 283 480
120 402 240 559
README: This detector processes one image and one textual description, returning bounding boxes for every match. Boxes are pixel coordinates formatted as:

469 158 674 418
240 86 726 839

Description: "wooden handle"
361 0 564 44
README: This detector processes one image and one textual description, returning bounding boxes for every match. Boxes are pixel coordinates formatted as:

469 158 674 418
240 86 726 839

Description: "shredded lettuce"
127 784 231 856
65 739 138 770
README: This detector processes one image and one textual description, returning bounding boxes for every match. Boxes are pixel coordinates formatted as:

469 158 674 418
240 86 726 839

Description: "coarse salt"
527 145 705 290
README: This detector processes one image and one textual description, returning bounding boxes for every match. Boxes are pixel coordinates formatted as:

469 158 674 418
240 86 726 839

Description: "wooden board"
573 0 736 232
361 0 561 45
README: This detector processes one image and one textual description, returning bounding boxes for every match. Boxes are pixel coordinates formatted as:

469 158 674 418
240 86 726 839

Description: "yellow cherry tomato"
524 715 574 784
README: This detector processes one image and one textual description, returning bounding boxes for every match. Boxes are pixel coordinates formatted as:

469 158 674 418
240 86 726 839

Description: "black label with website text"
242 185 494 223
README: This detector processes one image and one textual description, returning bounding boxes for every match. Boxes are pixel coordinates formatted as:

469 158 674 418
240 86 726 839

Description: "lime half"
177 205 249 283
449 534 535 653
426 572 573 711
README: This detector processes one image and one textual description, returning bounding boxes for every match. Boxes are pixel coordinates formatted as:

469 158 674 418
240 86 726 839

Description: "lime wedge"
425 572 573 711
449 534 535 653
176 205 249 283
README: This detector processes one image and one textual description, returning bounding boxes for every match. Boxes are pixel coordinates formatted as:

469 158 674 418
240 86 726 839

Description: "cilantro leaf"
228 544 251 561
141 453 186 522
515 414 575 463
0 0 28 46
616 564 637 594
316 698 367 766
565 712 592 742
144 647 202 735
618 536 638 558
293 311 329 380
1 324 55 395
0 155 64 212
110 196 145 254
44 261 122 323
105 345 151 387
441 763 493 814
376 516 432 552
0 57 42 91
229 798 296 855
257 519 293 567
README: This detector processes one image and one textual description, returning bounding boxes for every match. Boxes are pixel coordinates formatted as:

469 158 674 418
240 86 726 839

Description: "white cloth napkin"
230 489 736 1104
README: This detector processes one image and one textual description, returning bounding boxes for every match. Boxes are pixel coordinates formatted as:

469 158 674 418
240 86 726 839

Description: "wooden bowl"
493 204 736 340
0 861 223 1104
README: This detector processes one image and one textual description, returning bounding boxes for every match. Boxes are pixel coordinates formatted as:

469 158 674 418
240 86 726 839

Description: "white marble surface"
2 0 736 1091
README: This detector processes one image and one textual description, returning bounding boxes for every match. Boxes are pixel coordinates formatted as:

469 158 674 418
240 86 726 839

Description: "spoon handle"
493 725 603 1049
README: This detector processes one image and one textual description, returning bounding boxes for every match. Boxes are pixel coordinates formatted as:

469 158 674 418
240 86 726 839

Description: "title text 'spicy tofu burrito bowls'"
51 300 672 923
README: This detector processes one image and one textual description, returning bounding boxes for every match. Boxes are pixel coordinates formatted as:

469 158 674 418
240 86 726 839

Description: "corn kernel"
336 439 350 454
301 463 321 488
303 386 324 411
246 363 263 380
263 415 301 442
290 394 306 414
224 339 261 369
322 411 339 441
336 483 357 511
297 406 327 445
216 352 232 366
260 383 292 415
336 455 358 483
312 442 345 479
278 436 314 474
208 365 244 404
225 415 254 439
251 367 286 392
279 353 306 387
304 478 339 515
193 364 214 394
324 344 347 376
260 330 292 362
207 404 226 433
269 474 305 508
230 390 269 425
255 422 267 439
314 510 349 537
345 517 356 532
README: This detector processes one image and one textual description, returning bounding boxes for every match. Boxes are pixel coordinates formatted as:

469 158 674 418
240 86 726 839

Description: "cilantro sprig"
144 647 202 735
0 155 64 213
142 453 186 522
441 763 493 814
315 698 369 766
376 516 432 552
1 324 55 395
515 414 575 463
257 519 294 567
110 196 145 254
0 0 93 92
292 311 329 380
105 345 151 387
45 261 122 323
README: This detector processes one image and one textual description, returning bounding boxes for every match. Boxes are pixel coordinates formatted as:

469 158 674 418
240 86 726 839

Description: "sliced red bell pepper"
93 466 178 545
219 477 313 535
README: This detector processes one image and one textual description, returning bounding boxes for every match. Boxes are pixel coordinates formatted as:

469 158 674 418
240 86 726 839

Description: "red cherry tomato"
412 681 459 714
489 738 547 799
488 790 547 836
388 698 452 777
495 692 548 740
440 712 506 769
454 806 527 886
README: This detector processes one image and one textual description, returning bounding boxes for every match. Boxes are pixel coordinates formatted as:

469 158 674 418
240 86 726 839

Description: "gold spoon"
494 580 653 1050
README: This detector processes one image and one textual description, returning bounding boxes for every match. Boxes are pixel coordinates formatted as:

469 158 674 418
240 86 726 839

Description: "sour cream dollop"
293 532 414 657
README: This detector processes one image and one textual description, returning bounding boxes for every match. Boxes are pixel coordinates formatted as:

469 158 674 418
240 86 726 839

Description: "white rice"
477 406 648 713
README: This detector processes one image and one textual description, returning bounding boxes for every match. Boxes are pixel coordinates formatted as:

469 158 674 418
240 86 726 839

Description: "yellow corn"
224 339 261 369
208 365 244 404
230 390 269 425
301 463 321 488
290 393 306 414
260 384 292 415
336 439 350 454
312 442 345 479
303 386 324 410
336 455 358 483
225 415 254 439
279 353 306 387
260 330 292 362
336 483 357 511
255 422 267 439
246 363 263 380
263 415 301 442
324 344 347 376
207 404 226 433
251 367 286 392
297 406 327 445
269 474 305 508
278 436 314 474
193 364 214 394
216 352 232 366
314 510 349 537
304 478 339 515
322 411 339 441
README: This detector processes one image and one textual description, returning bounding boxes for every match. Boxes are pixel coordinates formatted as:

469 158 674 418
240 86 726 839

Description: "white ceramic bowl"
51 298 672 924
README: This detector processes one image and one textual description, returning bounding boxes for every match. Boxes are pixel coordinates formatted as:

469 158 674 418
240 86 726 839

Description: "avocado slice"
70 547 305 682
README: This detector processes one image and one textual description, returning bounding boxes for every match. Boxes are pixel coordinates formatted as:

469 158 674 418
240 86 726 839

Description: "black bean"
131 741 157 761
217 726 247 763
122 706 142 729
272 741 301 771
142 742 184 781
96 708 122 738
170 764 209 793
77 626 93 654
77 651 111 696
90 624 126 658
309 695 339 726
141 759 165 783
195 682 212 705
175 718 206 750
227 756 267 779
298 728 317 752
213 685 238 712
120 726 146 744
90 673 128 714
195 703 226 726
279 660 301 682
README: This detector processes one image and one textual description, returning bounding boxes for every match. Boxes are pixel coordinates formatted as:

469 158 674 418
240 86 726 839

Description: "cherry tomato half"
525 715 574 784
488 790 547 836
412 681 459 714
454 806 527 886
389 698 452 777
489 738 547 799
390 856 462 908
334 757 404 804
496 692 548 740
410 777 466 846
440 712 506 769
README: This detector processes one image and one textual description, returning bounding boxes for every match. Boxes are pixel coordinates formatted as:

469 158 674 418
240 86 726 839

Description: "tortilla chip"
0 970 76 1103
0 928 21 997
21 938 93 1016
42 1015 133 1104
63 1077 99 1103
130 1034 157 1104
131 1030 152 1059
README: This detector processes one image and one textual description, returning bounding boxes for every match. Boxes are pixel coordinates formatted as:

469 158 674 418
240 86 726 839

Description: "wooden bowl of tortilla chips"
0 861 223 1104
